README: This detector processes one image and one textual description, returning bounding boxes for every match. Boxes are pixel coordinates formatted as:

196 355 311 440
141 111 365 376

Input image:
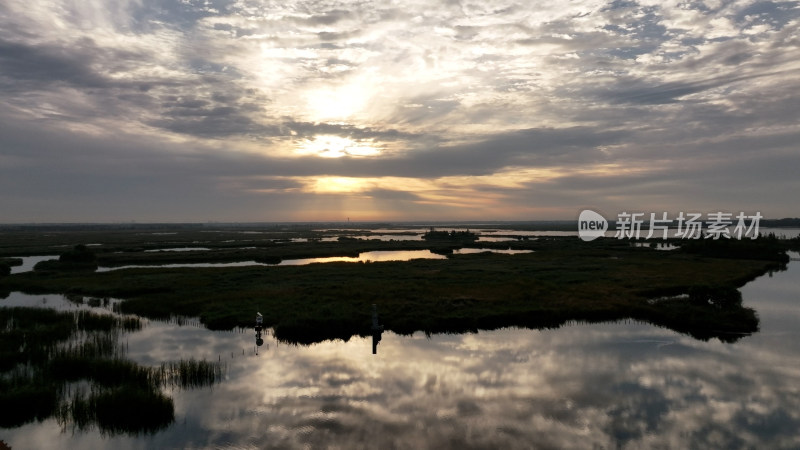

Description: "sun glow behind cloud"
295 135 381 158
0 0 798 221
296 164 623 201
304 84 372 122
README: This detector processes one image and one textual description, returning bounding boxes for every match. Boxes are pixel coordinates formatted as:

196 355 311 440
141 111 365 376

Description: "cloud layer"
1 0 798 221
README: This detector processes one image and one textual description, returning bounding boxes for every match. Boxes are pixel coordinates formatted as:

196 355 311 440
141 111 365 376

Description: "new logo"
578 210 608 241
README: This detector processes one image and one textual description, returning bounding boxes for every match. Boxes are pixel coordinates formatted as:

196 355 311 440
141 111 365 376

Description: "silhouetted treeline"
680 234 790 263
34 244 97 272
422 228 477 242
760 218 800 228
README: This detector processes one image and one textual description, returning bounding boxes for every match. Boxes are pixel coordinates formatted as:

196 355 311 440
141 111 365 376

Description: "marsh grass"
1 232 792 346
0 258 23 267
0 258 22 278
0 227 792 430
0 307 223 434
2 237 787 344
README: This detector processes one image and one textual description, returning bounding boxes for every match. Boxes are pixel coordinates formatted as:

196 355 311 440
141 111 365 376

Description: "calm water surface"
93 249 531 271
9 255 59 274
1 257 799 448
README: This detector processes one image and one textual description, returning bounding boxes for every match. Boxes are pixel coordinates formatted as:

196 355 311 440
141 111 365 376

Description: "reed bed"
1 306 223 434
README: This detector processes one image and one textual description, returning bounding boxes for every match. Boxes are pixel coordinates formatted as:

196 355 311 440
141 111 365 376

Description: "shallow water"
9 255 59 274
144 247 212 252
1 257 799 448
453 248 533 255
276 249 448 265
93 249 532 272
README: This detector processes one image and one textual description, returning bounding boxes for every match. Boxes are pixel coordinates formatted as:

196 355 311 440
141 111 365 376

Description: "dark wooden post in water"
371 304 384 354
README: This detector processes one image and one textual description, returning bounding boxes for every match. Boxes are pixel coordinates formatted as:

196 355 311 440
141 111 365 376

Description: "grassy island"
0 225 791 345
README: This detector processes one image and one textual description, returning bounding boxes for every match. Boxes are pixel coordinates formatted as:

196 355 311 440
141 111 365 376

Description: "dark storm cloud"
271 126 624 179
1 104 623 185
0 38 113 89
173 126 628 180
156 114 282 137
385 127 627 176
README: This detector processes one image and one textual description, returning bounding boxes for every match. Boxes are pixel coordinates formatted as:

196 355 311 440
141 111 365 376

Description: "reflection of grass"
0 376 59 427
158 359 226 389
58 386 174 435
2 237 788 344
0 307 223 433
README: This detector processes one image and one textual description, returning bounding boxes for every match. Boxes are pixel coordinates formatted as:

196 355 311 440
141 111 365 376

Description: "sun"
304 84 370 121
312 176 371 193
295 135 381 158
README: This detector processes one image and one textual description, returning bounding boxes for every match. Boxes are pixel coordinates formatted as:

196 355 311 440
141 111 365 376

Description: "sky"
1 0 799 223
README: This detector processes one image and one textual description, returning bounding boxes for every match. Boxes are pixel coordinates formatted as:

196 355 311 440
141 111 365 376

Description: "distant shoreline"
1 217 798 231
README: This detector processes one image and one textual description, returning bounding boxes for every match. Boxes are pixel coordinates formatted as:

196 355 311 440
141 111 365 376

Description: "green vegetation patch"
2 236 788 345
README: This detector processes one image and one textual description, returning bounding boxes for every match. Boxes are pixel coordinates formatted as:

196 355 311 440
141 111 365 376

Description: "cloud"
1 0 799 221
0 38 110 89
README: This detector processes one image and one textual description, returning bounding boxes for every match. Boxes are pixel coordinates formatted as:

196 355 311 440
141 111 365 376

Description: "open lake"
1 255 798 448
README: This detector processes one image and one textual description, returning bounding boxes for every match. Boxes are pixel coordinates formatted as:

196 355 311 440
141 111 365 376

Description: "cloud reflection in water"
1 261 799 448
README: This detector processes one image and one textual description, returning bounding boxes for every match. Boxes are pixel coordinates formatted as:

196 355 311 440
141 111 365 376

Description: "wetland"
0 222 798 448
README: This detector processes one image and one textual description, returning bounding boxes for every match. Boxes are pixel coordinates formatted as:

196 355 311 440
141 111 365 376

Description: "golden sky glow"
0 0 798 221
